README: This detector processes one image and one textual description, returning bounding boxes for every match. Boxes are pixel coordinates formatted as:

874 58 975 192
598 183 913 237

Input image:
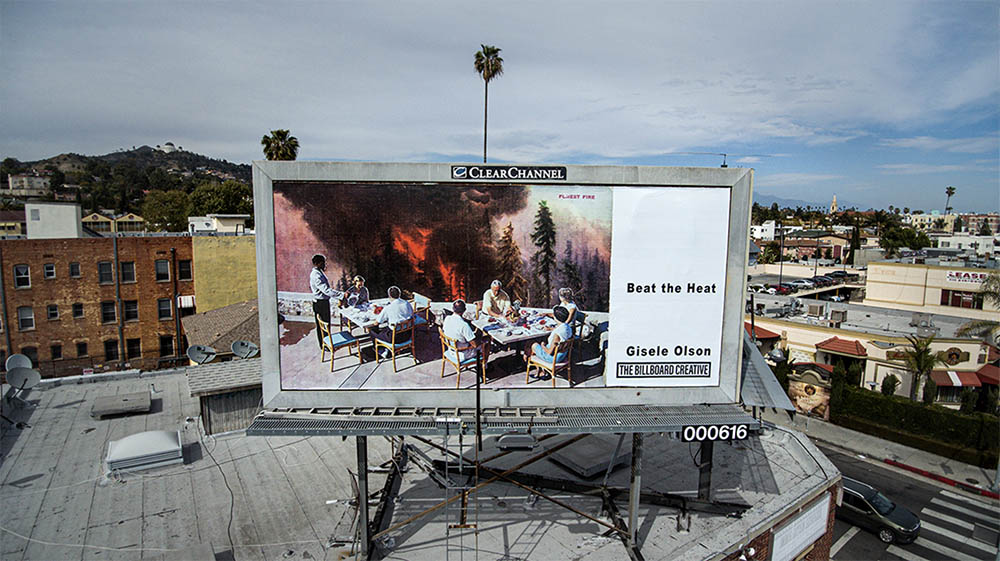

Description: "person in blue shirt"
309 254 344 348
527 305 573 369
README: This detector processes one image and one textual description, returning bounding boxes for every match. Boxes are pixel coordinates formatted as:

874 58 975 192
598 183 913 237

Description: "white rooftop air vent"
106 430 183 472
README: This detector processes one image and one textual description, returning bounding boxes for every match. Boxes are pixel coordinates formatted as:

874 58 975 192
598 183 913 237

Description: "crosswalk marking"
920 520 998 555
941 489 1000 513
830 526 859 557
899 537 983 561
886 543 931 561
921 507 976 531
929 497 999 526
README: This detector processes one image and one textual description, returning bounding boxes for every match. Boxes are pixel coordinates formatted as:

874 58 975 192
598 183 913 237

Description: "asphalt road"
820 444 1000 561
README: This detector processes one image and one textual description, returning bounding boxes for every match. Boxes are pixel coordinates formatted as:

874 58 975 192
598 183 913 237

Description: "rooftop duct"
106 430 183 472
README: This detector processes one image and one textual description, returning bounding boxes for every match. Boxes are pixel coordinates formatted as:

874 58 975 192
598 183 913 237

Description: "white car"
790 279 815 289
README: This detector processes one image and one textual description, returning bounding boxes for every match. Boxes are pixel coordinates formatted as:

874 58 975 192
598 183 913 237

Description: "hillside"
22 145 251 183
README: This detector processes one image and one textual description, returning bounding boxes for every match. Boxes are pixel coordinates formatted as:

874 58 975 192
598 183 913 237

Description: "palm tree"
944 185 955 213
474 45 504 163
901 335 944 401
261 129 299 161
956 272 1000 345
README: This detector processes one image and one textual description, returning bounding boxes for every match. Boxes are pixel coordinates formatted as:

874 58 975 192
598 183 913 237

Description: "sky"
1 1 997 213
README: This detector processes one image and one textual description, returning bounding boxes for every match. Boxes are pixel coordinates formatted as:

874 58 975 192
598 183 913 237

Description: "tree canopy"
141 190 192 232
261 129 299 161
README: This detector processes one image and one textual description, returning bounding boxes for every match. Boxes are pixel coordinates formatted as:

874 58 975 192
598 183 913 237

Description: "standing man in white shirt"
374 286 414 353
310 254 344 348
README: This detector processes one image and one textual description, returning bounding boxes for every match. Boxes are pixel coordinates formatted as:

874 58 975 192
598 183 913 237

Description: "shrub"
960 389 977 414
880 375 900 396
922 378 937 404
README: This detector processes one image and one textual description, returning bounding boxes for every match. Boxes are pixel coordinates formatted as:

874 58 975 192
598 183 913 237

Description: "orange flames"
392 226 464 299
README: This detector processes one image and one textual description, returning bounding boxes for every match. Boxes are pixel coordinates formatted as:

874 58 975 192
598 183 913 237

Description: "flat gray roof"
1 367 837 561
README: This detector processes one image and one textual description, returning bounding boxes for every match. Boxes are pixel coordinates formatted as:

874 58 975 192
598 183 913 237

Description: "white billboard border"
254 161 753 409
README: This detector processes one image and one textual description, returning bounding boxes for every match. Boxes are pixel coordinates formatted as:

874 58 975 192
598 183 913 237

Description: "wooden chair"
438 327 482 388
374 317 416 372
525 337 575 387
411 292 431 330
316 314 361 372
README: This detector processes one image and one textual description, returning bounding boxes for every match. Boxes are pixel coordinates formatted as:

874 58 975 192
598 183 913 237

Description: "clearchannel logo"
450 165 567 181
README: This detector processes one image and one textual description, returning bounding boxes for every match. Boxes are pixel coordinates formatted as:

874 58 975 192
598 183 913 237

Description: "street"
820 444 1000 561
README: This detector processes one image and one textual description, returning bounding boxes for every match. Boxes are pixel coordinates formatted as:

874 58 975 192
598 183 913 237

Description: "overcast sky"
1 1 997 212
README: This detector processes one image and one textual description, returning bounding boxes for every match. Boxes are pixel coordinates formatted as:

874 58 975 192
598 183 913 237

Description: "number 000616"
681 424 749 442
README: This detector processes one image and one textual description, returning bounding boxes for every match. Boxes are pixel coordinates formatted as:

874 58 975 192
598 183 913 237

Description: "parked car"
779 283 798 293
817 275 838 285
766 284 790 295
749 283 767 293
790 279 815 289
808 276 830 287
838 477 920 544
827 270 848 279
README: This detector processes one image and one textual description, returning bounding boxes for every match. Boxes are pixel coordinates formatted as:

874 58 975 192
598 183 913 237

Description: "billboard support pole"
697 440 714 501
356 436 370 556
627 433 643 548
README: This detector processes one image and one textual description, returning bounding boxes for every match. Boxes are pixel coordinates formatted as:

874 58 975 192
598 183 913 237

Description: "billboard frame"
254 161 753 410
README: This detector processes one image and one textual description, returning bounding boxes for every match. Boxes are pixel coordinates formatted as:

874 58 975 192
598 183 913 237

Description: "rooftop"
1 365 837 561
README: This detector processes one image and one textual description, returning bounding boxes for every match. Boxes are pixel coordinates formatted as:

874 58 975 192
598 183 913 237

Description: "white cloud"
757 173 842 187
877 163 983 175
879 136 998 153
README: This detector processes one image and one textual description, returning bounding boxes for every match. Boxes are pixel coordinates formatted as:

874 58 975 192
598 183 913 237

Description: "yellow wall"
192 235 258 312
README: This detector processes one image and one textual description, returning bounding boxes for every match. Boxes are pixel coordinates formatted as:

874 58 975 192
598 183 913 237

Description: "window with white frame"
13 264 29 288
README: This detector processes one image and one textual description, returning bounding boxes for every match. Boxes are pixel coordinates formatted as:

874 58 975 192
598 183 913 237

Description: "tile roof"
180 299 259 355
815 336 868 357
792 362 835 374
186 356 261 396
744 322 781 340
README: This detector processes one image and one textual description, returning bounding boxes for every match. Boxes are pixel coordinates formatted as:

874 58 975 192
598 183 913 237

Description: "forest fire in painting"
273 182 612 309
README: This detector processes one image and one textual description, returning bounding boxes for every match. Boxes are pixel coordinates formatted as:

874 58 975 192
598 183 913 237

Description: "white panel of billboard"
253 162 752 410
607 186 730 387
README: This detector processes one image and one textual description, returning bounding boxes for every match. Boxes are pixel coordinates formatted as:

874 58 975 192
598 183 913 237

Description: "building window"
21 346 38 367
158 298 172 320
940 289 984 310
47 304 59 320
70 262 81 278
178 260 193 281
17 306 34 330
120 261 136 283
126 338 141 359
104 340 119 361
124 300 139 321
51 344 62 361
44 263 56 279
155 260 170 282
13 264 29 288
76 341 88 357
98 261 113 284
159 335 174 357
72 303 84 318
101 301 116 323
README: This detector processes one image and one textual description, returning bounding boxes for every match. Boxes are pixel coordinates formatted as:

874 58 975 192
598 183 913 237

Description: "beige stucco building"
863 262 998 321
191 234 257 313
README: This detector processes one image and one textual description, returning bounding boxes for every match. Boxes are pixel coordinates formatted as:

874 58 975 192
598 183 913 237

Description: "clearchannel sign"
451 165 567 181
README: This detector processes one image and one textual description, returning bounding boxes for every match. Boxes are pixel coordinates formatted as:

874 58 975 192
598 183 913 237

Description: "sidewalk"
760 408 999 499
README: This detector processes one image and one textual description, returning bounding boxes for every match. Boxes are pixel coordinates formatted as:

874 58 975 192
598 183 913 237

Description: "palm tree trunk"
483 81 489 163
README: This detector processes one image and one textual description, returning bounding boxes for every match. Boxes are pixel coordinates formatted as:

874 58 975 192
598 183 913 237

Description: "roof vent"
106 430 183 472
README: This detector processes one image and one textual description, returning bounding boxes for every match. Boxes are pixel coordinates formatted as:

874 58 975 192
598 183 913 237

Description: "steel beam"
628 433 643 548
698 440 714 501
356 436 369 556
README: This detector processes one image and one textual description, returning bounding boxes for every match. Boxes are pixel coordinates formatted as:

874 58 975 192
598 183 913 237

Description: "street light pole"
778 221 785 286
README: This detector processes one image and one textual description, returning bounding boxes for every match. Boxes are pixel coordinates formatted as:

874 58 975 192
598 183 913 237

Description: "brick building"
0 235 195 378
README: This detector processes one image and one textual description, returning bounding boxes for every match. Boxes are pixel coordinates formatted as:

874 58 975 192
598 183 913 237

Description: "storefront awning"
977 364 999 386
930 370 982 388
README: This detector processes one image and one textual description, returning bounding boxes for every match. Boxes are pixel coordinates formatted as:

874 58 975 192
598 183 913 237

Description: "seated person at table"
527 305 573 366
443 300 490 367
374 286 414 346
548 287 577 323
345 275 369 306
482 279 512 319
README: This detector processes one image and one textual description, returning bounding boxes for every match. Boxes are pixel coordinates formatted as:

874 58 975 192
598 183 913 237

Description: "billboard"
254 162 752 409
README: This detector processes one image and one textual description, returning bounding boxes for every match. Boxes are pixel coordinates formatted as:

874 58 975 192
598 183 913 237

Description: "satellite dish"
185 345 217 365
231 340 259 359
7 367 40 390
767 348 787 363
5 353 32 371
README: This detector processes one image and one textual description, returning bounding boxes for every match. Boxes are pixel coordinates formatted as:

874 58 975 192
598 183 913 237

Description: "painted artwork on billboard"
274 181 613 390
